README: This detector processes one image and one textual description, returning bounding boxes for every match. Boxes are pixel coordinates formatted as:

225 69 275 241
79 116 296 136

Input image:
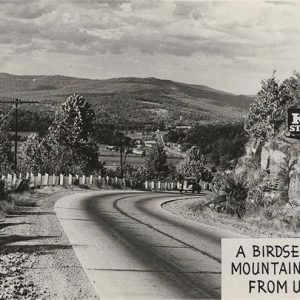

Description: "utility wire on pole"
0 98 42 173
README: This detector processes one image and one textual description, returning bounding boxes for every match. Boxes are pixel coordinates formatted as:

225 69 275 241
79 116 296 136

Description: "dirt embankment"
162 194 300 238
0 187 99 300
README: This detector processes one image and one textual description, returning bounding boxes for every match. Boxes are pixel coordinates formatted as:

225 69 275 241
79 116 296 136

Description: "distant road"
55 191 241 299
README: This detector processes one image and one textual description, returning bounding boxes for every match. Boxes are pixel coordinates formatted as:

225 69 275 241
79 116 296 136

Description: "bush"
212 172 248 218
247 169 266 208
224 173 248 218
278 205 300 231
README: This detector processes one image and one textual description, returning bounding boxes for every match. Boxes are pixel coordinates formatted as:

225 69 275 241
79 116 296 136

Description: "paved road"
55 191 240 299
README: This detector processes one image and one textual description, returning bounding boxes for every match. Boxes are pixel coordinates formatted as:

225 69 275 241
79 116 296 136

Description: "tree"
144 144 171 179
19 133 45 174
19 94 100 175
109 94 136 178
185 146 206 162
0 113 13 174
112 131 135 178
245 72 300 141
178 146 212 181
47 94 100 174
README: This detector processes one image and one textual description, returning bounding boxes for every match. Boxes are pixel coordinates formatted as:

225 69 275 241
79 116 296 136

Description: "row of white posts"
1 173 126 189
1 173 212 191
143 180 212 191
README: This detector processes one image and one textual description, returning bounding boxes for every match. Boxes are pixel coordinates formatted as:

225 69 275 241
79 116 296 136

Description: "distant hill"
0 73 254 127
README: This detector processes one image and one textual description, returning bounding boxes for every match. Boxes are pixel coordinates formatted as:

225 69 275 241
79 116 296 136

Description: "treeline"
76 93 212 126
165 122 248 169
2 110 54 137
5 93 233 134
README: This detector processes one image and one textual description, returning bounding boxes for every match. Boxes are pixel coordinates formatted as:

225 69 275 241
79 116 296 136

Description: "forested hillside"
0 73 253 128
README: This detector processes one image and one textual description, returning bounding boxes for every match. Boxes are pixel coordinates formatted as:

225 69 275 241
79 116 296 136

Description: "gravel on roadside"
0 186 99 300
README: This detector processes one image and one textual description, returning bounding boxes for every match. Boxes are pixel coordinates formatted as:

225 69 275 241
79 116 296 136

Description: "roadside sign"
287 108 300 139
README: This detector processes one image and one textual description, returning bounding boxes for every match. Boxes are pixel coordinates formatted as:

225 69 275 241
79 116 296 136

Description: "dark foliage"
165 122 248 169
7 110 53 137
0 180 6 199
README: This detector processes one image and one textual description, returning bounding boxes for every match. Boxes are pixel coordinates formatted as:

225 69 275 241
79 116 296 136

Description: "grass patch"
11 191 38 207
201 201 300 237
0 186 71 219
0 198 14 219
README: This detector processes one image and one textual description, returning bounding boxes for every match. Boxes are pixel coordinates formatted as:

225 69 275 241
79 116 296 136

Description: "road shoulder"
161 194 300 238
0 187 99 300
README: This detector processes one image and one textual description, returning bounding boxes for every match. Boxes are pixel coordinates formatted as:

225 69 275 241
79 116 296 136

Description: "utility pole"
14 99 18 173
0 98 40 173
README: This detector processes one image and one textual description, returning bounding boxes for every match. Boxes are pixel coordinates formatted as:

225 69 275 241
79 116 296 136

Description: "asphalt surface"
55 191 240 299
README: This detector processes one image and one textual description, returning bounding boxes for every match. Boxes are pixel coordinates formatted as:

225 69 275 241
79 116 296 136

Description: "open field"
12 141 183 168
99 152 183 167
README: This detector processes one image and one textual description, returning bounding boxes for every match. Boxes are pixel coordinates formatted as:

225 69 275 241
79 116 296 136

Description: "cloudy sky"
0 0 299 94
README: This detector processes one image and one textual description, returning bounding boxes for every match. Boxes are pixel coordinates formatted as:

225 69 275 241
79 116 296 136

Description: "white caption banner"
222 238 300 300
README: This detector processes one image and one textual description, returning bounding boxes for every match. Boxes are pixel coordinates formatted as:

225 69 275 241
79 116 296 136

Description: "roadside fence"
0 173 213 192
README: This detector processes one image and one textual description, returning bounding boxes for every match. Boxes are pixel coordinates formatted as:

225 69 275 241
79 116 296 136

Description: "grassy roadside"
0 186 99 300
162 193 300 238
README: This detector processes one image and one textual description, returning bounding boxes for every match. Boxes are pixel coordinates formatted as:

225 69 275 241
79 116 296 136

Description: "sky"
0 0 299 95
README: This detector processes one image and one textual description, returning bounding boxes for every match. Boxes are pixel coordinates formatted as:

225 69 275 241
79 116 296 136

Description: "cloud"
0 0 55 19
0 0 299 59
0 0 299 94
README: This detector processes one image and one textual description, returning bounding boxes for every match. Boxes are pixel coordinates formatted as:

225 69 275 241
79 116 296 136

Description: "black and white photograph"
1 0 300 299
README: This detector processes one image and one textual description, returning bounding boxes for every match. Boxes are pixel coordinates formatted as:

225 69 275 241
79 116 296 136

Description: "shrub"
262 202 282 220
247 169 267 208
223 173 249 218
277 150 298 203
212 172 248 218
278 205 300 231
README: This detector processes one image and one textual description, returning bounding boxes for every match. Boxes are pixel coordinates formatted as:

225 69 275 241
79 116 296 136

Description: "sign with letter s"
288 108 300 138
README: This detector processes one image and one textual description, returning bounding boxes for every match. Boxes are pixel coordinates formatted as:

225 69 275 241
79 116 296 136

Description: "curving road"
55 191 241 299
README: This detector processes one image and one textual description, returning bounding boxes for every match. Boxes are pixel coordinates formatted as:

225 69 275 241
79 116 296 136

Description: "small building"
105 145 118 151
132 148 144 155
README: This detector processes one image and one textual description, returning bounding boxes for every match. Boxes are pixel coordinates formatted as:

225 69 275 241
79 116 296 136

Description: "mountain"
0 73 254 126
